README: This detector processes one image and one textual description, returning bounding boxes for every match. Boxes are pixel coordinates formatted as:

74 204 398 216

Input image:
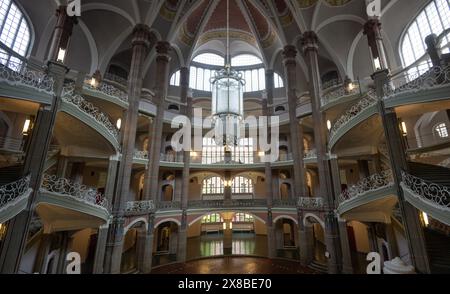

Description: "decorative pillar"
425 34 442 67
33 234 53 273
47 6 78 62
144 42 172 202
178 67 191 262
301 31 341 274
263 70 274 208
0 61 68 273
266 210 276 258
224 171 232 202
363 18 389 71
372 69 430 273
103 25 153 274
55 231 70 274
338 220 354 274
282 46 308 200
223 217 233 255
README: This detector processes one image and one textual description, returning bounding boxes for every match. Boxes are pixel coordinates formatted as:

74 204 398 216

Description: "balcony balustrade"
125 200 155 215
298 197 324 210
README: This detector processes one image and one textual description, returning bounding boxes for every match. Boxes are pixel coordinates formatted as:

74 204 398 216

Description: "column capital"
265 69 275 76
156 41 172 62
132 24 153 48
282 45 297 64
363 18 382 38
301 31 319 54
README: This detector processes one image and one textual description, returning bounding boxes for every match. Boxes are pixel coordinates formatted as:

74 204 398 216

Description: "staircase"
408 162 450 188
424 228 450 274
308 260 328 273
0 165 23 186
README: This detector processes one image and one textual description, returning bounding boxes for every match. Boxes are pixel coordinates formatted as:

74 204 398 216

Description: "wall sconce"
400 121 407 136
223 222 227 230
373 57 381 71
229 222 233 230
327 120 332 131
57 48 66 63
90 77 98 88
190 151 197 158
258 151 265 157
116 118 122 130
422 212 429 227
22 119 31 134
347 82 355 91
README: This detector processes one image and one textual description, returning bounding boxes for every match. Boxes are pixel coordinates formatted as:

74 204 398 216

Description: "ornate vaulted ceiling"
18 0 430 91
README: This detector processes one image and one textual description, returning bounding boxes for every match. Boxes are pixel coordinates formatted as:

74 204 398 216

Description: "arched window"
202 137 224 164
274 72 284 88
232 213 254 222
0 0 31 70
435 122 449 138
202 176 224 195
400 0 450 73
231 54 262 67
231 176 253 194
193 53 224 66
202 213 223 223
169 70 180 86
230 137 254 164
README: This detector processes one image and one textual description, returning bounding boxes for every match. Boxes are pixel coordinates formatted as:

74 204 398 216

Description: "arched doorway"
304 215 326 265
153 221 179 266
120 221 146 273
161 184 174 201
274 217 298 259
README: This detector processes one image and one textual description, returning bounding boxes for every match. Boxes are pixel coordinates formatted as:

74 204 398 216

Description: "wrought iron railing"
84 79 128 103
0 175 31 209
62 85 119 142
157 201 181 210
125 200 155 214
298 197 324 209
188 199 267 209
0 59 54 94
40 174 109 211
272 199 297 207
103 72 128 87
384 65 450 99
401 171 450 210
321 83 360 106
134 150 148 160
304 149 317 160
329 91 378 144
339 170 394 203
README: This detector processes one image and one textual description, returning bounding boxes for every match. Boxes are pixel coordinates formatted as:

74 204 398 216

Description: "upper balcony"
0 175 32 223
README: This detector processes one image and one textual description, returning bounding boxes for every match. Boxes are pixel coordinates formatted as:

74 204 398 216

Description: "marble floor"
151 257 319 274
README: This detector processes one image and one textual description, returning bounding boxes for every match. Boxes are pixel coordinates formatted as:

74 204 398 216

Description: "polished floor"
151 257 319 274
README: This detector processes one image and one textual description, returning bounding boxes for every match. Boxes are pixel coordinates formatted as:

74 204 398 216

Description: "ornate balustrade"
62 85 120 142
134 150 148 160
401 171 450 210
384 65 450 99
188 199 267 209
339 170 394 203
40 174 109 211
157 201 181 210
84 79 128 103
304 149 317 160
272 199 297 207
103 72 128 87
329 91 378 145
298 197 324 210
125 200 155 215
321 83 360 107
0 175 31 209
0 60 54 94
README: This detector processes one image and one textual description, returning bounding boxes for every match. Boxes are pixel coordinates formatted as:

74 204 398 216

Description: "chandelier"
210 0 245 148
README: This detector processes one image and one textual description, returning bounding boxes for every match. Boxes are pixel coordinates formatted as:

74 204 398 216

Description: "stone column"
223 218 232 255
55 231 70 274
263 70 274 208
372 69 430 274
144 42 171 202
363 18 389 71
178 67 191 262
0 62 68 273
282 46 307 199
301 31 341 274
224 171 232 202
47 6 78 62
385 223 399 259
103 25 153 274
266 210 276 258
338 220 354 274
33 234 53 273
